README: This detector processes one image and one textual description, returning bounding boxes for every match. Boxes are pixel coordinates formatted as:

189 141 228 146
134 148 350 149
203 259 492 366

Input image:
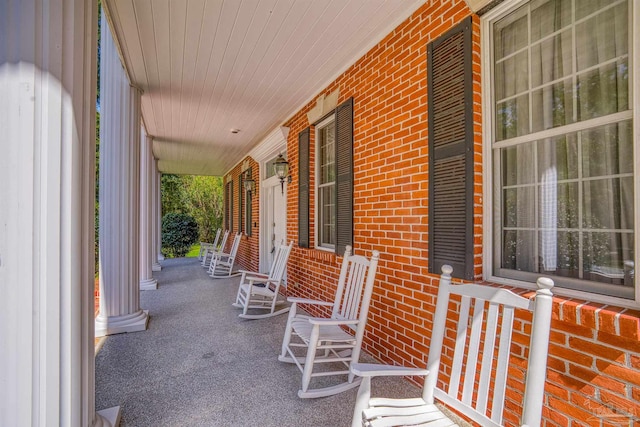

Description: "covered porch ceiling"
103 0 426 176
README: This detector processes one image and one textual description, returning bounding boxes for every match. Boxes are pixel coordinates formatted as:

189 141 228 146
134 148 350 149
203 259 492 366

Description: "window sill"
306 247 337 263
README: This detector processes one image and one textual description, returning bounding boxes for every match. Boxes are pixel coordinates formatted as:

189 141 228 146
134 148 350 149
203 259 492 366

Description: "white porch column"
140 131 158 289
95 14 149 337
156 170 165 262
0 1 116 426
151 157 162 271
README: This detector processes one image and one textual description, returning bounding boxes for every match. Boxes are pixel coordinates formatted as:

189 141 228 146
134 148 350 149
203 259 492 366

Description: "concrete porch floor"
95 257 420 427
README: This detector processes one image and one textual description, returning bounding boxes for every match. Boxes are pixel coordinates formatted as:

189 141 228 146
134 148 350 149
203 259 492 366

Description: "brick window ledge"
474 281 640 347
552 298 640 342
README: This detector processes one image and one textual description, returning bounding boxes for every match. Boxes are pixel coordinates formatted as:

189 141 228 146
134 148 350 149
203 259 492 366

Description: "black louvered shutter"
225 181 234 231
298 127 310 248
224 183 229 230
238 175 243 233
334 98 353 256
428 17 474 280
229 181 233 232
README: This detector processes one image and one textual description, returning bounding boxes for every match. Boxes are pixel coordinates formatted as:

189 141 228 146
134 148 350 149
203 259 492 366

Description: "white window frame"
481 0 640 307
315 115 336 251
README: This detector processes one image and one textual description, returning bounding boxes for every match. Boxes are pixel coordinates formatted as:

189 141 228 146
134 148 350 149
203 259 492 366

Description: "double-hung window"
316 115 336 249
486 0 636 300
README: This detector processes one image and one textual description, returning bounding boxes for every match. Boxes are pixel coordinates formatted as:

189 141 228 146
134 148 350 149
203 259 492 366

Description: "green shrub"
161 213 199 258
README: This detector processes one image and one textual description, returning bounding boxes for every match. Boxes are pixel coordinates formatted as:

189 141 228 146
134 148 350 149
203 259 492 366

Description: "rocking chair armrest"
307 318 359 326
238 271 269 279
286 297 333 307
350 363 429 378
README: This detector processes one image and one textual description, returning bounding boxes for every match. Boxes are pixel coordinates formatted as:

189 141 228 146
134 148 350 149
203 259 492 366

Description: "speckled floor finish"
95 257 420 427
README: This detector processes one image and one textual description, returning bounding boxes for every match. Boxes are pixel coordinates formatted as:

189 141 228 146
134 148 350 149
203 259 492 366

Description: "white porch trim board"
139 131 158 290
96 13 149 338
0 1 118 425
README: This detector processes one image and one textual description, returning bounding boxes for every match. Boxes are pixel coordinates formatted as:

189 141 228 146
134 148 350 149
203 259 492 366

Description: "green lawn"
186 244 200 258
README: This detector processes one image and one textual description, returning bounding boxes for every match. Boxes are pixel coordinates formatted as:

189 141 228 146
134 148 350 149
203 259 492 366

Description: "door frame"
262 175 287 271
248 127 288 272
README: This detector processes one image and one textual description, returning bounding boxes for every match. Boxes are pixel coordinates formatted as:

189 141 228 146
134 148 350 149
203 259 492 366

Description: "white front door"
264 176 287 270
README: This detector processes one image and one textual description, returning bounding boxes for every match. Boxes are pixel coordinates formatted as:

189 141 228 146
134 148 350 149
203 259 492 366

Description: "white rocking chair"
200 228 222 267
208 232 241 278
278 246 380 398
205 229 229 270
350 265 554 427
232 240 294 319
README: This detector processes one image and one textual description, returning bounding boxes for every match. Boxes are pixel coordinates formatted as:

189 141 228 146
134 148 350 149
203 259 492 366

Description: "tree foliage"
161 213 199 258
182 175 224 243
161 174 188 215
160 174 224 251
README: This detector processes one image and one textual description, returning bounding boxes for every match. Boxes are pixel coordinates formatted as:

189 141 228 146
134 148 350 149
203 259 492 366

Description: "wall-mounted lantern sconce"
243 168 255 195
273 154 290 194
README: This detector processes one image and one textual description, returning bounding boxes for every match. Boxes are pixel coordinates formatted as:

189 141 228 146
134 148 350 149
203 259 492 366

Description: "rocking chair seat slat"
364 402 456 427
291 319 357 344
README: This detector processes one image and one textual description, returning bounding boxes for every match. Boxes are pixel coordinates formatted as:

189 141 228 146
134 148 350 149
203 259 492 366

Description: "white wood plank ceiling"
103 0 425 176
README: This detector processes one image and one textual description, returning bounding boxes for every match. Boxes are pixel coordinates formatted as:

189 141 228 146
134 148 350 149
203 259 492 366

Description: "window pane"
581 121 633 177
583 177 634 230
496 95 529 141
531 79 575 131
502 143 535 185
496 51 529 100
494 5 528 60
576 0 621 20
319 185 335 246
537 135 578 180
504 187 535 228
502 230 536 271
319 124 335 184
265 156 278 179
531 30 573 88
575 3 628 72
576 60 629 121
584 232 634 287
530 0 571 41
539 230 580 276
555 182 579 229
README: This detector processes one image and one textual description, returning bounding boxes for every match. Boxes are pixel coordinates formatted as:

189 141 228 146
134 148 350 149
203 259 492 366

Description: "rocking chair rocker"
278 246 380 398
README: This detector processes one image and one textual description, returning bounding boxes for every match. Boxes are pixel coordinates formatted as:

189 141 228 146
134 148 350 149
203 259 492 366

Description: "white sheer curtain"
495 0 632 287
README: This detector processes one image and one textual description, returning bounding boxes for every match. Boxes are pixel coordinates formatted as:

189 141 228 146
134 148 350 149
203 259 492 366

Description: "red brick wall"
224 157 259 273
225 1 640 425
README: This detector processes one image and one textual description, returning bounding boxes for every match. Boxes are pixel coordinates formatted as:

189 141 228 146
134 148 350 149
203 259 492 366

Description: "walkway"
95 257 419 427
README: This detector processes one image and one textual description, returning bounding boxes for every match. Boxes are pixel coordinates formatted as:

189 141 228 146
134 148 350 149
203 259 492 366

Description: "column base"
95 406 121 427
140 277 158 290
95 310 149 337
151 262 162 272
